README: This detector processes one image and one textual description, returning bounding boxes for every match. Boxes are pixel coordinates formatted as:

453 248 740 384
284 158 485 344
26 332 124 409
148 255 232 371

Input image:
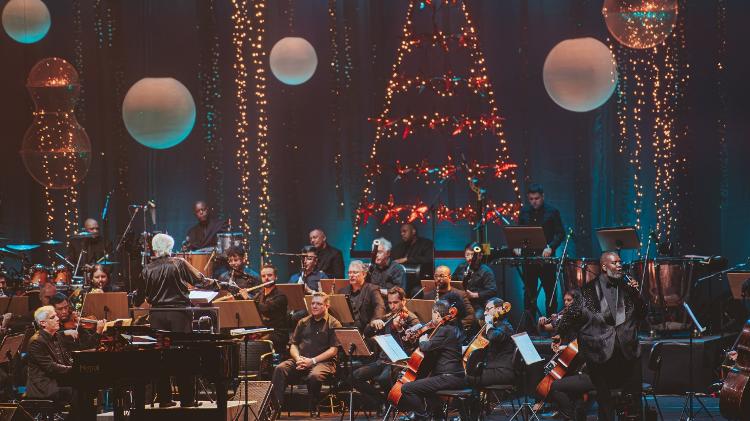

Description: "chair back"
240 339 274 378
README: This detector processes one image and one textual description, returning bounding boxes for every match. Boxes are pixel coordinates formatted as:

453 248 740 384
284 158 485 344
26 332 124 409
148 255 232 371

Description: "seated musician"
184 200 227 251
370 238 406 290
87 264 119 292
290 246 328 294
25 306 73 404
397 300 466 420
253 264 290 355
49 293 105 352
134 233 217 408
217 245 260 293
452 242 497 320
538 289 594 421
310 228 345 279
338 261 385 332
466 298 515 388
67 218 109 266
39 282 57 307
392 223 434 281
353 287 420 413
423 265 476 332
272 292 341 418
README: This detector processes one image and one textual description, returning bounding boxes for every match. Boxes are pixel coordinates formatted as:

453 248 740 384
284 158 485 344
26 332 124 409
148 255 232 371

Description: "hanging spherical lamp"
603 0 678 49
269 36 318 85
2 0 51 44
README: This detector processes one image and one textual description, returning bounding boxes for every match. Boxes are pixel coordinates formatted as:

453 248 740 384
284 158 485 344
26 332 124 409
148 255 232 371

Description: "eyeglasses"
347 270 362 275
435 274 450 279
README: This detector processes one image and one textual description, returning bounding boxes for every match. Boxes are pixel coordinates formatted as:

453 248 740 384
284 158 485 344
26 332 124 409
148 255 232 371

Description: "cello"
719 319 750 420
462 301 511 371
387 306 458 405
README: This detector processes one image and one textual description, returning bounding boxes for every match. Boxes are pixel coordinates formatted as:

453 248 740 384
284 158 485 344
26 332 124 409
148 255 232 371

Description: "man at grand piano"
352 286 420 414
134 233 218 408
184 200 227 251
272 292 342 418
391 223 434 284
26 306 74 405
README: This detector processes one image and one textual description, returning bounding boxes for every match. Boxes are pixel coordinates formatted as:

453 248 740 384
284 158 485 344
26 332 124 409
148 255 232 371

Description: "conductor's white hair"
152 233 175 257
34 305 55 324
374 237 392 252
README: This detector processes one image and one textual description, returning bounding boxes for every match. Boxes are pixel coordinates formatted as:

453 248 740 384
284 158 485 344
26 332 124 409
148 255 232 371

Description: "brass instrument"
213 280 274 302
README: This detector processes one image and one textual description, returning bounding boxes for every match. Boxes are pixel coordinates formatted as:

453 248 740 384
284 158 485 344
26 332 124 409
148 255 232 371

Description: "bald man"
67 218 109 266
309 229 344 279
423 265 476 332
185 201 228 251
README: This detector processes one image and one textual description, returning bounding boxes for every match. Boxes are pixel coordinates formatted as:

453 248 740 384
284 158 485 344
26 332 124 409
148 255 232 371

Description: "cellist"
466 297 515 388
397 300 465 420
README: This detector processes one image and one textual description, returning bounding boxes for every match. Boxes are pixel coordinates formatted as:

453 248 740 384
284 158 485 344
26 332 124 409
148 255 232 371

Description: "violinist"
50 293 104 352
397 300 465 421
352 287 420 414
466 298 515 388
452 242 497 320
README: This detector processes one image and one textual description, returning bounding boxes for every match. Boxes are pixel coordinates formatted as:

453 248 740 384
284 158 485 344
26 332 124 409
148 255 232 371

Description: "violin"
719 319 750 419
388 307 458 405
62 311 100 331
463 301 511 371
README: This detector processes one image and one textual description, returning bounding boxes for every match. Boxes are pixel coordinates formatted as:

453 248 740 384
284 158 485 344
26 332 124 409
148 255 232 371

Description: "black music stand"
509 332 543 421
275 284 306 312
214 301 263 330
334 328 372 421
81 292 129 320
595 226 640 254
304 294 354 325
503 226 548 332
727 272 750 303
0 296 29 317
680 302 712 420
320 279 351 295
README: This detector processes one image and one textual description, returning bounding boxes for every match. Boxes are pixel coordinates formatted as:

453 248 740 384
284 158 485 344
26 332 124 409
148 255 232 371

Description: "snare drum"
28 264 50 287
216 232 244 256
630 257 695 308
53 264 72 285
175 252 214 277
563 258 600 289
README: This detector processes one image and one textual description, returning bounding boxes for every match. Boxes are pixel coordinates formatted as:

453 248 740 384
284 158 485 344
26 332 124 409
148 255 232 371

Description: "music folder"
334 328 372 357
373 334 409 362
511 332 543 365
0 296 29 317
407 299 434 323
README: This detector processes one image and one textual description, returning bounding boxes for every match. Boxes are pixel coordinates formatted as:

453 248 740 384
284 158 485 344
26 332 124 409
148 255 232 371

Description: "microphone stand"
549 228 573 311
114 206 141 293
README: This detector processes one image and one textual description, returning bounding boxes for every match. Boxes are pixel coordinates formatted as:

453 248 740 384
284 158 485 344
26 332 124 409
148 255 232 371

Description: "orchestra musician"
452 242 497 321
515 183 565 320
396 300 466 421
87 264 119 292
369 238 406 290
67 218 109 266
556 252 645 421
423 266 476 332
392 223 435 281
134 233 218 408
25 306 74 405
290 245 328 294
184 201 227 251
338 260 385 332
217 245 260 292
49 293 105 352
272 292 342 418
352 287 420 414
309 229 345 279
253 264 290 356
466 298 515 388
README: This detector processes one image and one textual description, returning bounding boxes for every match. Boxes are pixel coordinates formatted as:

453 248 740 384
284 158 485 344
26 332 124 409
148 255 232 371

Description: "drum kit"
176 231 245 277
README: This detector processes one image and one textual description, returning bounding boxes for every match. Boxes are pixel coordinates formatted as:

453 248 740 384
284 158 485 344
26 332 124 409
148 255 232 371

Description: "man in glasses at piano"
26 306 74 407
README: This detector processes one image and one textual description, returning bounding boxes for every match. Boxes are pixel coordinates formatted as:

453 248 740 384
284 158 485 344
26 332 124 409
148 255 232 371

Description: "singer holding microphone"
555 251 646 421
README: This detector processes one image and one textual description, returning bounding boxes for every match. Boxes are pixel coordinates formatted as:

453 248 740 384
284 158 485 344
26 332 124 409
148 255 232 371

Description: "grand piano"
70 328 240 420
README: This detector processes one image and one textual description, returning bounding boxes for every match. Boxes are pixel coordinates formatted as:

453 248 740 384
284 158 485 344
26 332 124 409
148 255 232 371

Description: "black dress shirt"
484 319 515 372
185 218 227 250
452 263 497 306
290 270 328 293
67 236 109 266
423 288 476 331
391 237 434 279
364 310 420 360
370 260 406 290
418 324 464 376
338 283 385 331
218 267 260 291
254 286 289 331
315 244 345 279
137 256 210 308
518 203 565 252
26 329 72 399
291 313 342 359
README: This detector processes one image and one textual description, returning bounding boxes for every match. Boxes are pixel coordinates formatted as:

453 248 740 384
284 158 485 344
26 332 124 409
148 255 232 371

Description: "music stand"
503 226 548 332
320 279 350 295
509 332 543 421
0 333 24 364
680 302 711 421
304 294 354 325
420 280 464 293
214 301 263 330
276 284 306 312
81 292 129 320
595 226 640 253
0 296 29 317
726 272 750 301
334 328 372 421
407 299 434 323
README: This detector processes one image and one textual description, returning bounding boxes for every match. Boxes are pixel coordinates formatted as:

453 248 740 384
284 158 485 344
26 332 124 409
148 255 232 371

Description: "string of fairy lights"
251 0 271 257
716 0 728 215
350 0 521 248
328 0 345 216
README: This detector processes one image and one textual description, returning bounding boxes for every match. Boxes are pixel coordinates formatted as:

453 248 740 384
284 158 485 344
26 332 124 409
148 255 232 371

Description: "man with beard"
184 201 227 251
253 264 289 356
391 223 434 290
556 252 645 421
309 229 344 279
423 265 475 332
290 245 328 294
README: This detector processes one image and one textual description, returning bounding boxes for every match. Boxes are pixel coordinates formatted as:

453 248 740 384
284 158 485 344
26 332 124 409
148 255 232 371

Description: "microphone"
148 200 156 225
101 190 113 221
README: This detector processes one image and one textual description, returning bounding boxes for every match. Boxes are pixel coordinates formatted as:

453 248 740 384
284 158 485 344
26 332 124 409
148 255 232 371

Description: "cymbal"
40 239 63 245
6 244 39 251
97 259 120 266
71 231 97 240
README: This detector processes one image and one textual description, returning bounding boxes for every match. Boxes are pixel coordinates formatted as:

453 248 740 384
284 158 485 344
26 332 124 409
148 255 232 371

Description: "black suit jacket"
339 283 385 332
558 274 645 364
391 236 435 279
26 330 72 399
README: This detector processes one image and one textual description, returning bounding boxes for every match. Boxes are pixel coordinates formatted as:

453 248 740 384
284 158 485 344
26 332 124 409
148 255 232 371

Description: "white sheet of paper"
189 290 218 304
511 332 543 365
373 334 409 362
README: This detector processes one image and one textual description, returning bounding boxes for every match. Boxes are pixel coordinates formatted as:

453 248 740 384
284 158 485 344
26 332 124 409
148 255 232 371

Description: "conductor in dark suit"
557 252 645 421
26 306 73 402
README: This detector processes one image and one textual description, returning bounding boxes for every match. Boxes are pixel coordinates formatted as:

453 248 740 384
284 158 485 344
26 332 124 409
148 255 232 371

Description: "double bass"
387 306 458 405
720 319 750 420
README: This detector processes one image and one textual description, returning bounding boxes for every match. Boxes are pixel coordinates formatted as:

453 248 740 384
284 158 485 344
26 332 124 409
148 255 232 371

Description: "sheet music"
189 290 219 304
511 332 543 365
373 334 409 362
